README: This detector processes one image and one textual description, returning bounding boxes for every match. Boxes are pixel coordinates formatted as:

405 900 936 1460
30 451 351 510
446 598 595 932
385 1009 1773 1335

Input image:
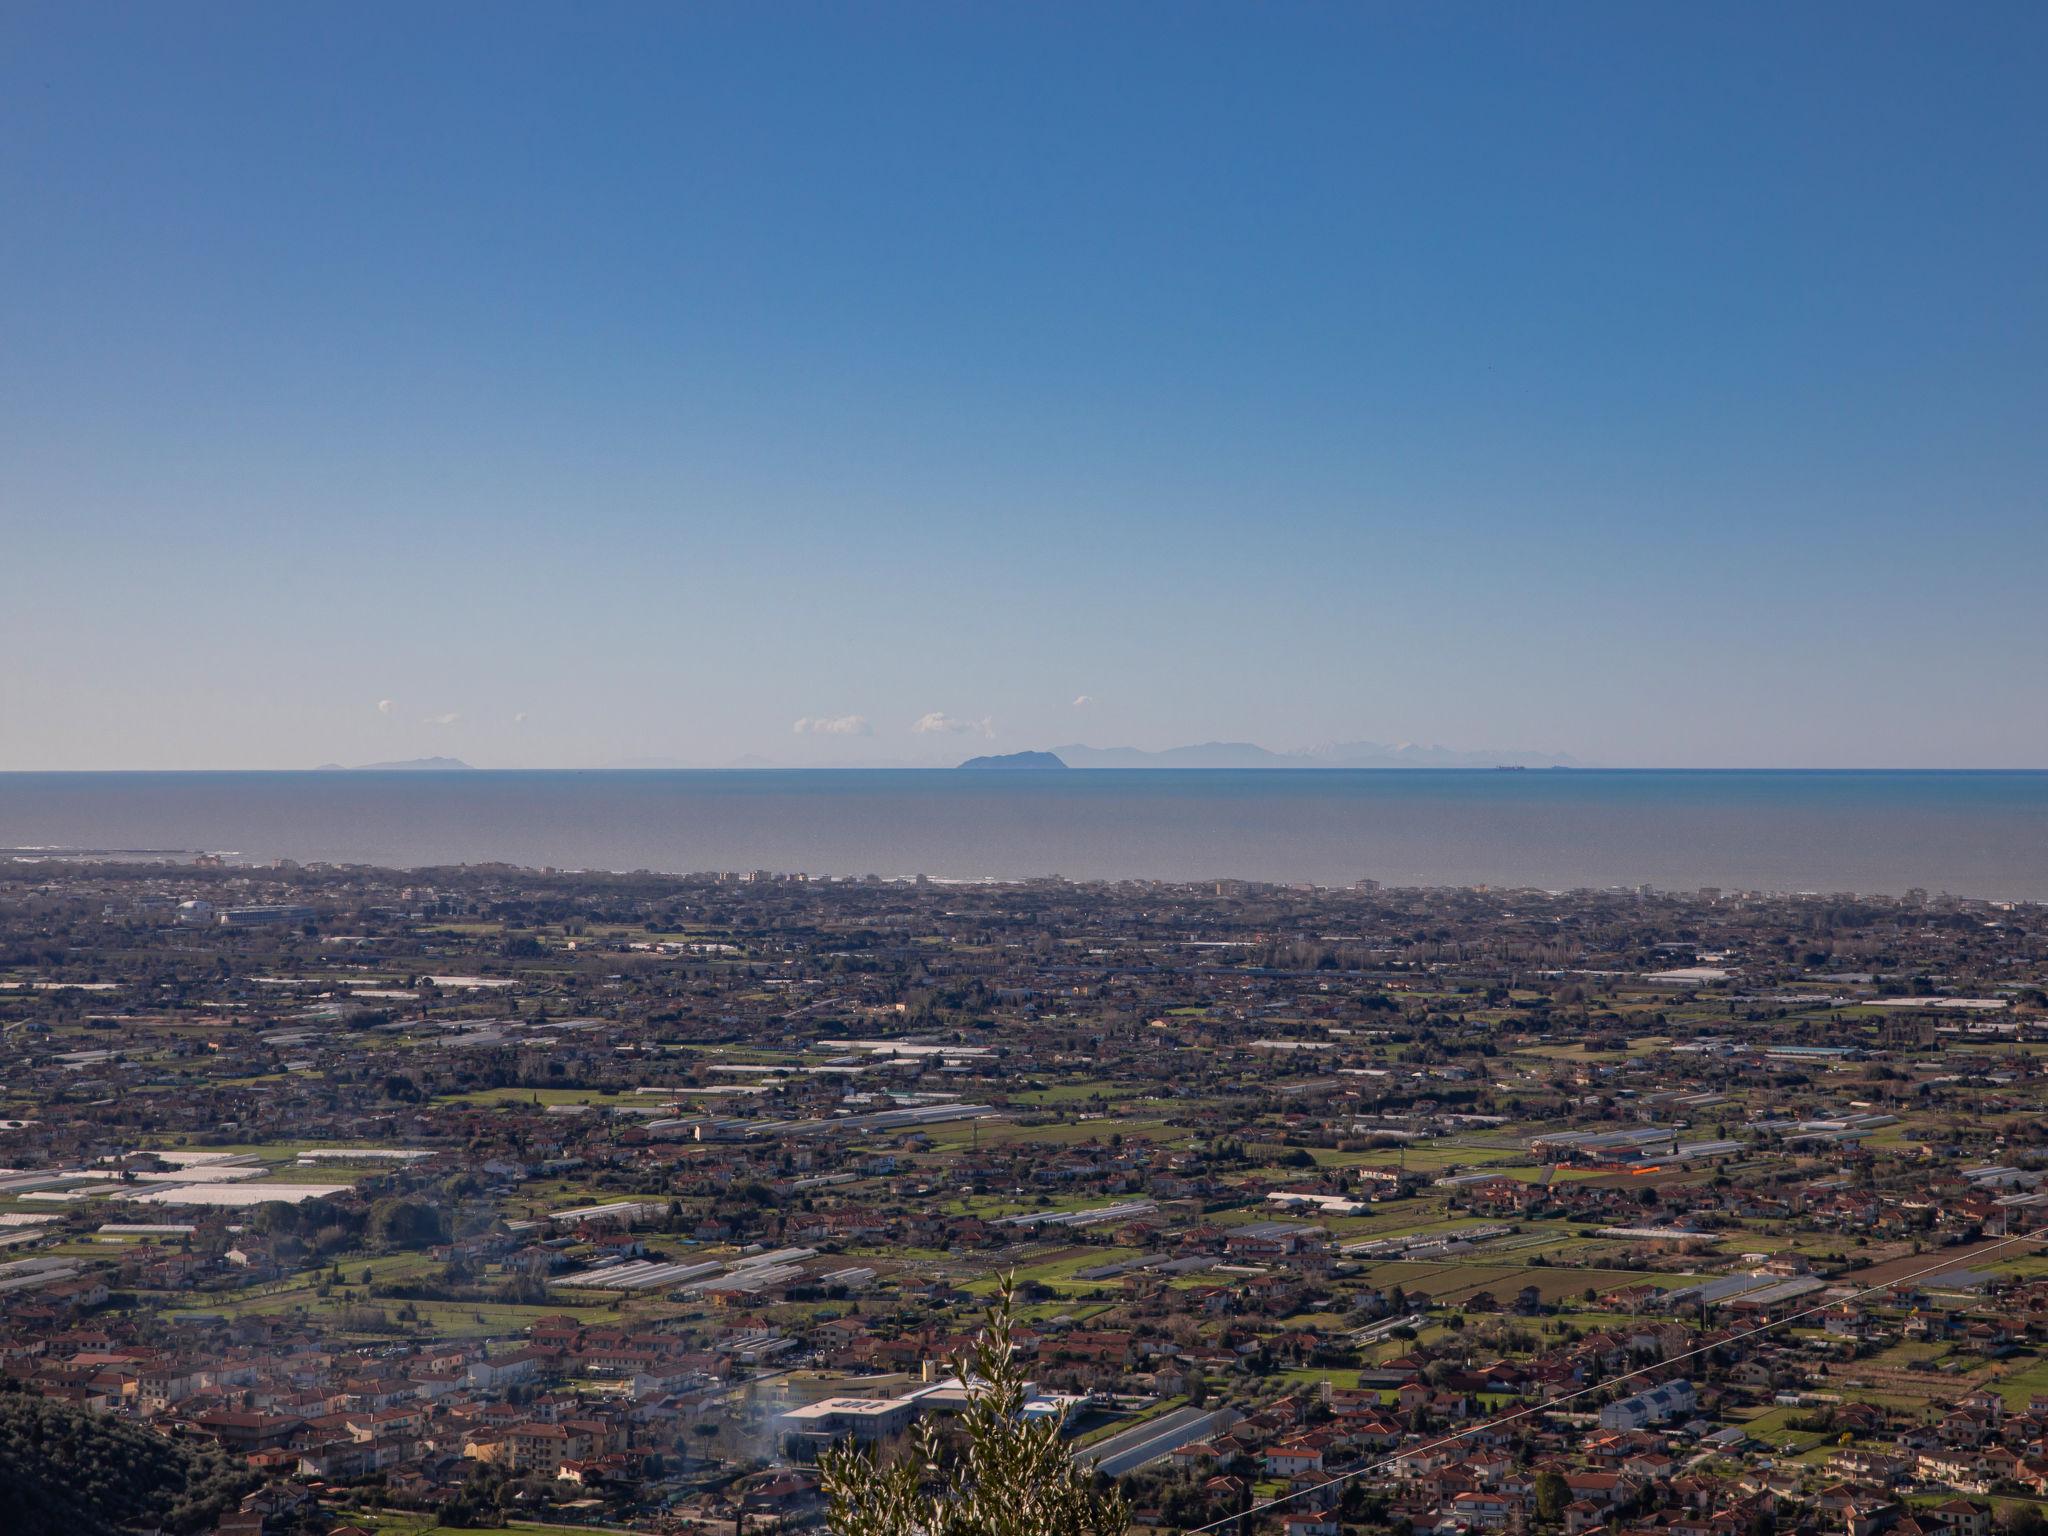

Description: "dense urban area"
7 857 2048 1536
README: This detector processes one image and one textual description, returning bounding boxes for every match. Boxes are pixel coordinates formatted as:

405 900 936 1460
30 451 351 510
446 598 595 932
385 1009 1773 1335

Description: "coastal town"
7 859 2048 1536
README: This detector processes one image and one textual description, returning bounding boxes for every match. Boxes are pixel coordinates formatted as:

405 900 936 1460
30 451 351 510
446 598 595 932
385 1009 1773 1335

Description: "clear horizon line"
5 764 2048 775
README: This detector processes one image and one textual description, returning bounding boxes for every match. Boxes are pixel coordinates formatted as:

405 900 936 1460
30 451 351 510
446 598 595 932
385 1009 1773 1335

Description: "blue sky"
2 3 2044 768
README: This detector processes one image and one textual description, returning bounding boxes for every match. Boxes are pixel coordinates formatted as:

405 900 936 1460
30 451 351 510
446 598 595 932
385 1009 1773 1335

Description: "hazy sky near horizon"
3 3 2045 770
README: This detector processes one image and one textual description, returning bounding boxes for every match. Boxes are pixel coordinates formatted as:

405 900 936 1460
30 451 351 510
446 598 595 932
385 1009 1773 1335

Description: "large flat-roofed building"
775 1394 921 1450
774 1377 1082 1457
219 904 316 928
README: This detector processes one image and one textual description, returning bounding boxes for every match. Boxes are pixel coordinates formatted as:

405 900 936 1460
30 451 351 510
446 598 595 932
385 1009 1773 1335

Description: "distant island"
313 756 474 771
957 750 1069 770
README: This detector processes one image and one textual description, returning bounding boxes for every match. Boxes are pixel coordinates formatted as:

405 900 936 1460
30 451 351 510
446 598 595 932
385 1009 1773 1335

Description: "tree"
367 1196 447 1250
0 1387 258 1535
1535 1470 1570 1525
819 1275 1129 1536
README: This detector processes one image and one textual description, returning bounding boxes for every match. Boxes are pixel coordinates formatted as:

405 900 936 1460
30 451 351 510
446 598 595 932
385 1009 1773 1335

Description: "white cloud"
423 712 460 727
793 714 872 737
513 712 529 725
1072 694 1095 708
376 699 394 716
912 711 994 738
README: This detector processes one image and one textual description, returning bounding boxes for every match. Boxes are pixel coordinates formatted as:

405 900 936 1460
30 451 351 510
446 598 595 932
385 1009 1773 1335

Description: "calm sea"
1 770 2045 899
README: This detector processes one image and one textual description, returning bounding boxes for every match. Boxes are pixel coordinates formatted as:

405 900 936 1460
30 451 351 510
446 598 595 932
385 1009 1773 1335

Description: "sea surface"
1 769 2045 899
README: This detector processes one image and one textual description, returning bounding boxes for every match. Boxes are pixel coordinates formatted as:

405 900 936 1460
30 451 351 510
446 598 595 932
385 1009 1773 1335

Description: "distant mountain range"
313 756 474 771
1048 740 1582 769
958 750 1070 770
